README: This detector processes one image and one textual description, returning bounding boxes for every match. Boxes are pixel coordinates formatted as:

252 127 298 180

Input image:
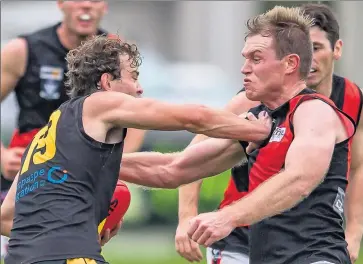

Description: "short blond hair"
246 6 314 79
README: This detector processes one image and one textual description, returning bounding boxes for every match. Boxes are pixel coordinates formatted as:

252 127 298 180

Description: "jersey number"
20 110 61 175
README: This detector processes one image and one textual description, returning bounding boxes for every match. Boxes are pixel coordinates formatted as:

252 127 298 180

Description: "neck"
263 80 307 110
313 74 334 98
57 22 95 50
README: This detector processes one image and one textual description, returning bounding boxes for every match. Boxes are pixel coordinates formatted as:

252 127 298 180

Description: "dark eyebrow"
312 41 324 47
242 49 262 58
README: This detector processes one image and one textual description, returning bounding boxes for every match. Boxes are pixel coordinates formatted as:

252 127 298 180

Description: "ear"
285 54 300 75
100 73 112 91
333 39 343 61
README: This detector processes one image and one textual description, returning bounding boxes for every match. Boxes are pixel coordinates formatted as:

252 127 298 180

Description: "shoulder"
226 89 260 114
83 92 130 120
1 38 28 75
292 99 337 129
21 24 57 40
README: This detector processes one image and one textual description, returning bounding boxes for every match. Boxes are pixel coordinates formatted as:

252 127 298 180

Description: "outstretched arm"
120 137 244 188
87 91 269 142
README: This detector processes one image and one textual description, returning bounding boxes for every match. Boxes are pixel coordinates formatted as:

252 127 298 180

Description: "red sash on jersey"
219 91 357 226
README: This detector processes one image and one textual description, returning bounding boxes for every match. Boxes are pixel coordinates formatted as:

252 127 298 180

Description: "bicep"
96 92 200 131
1 38 27 101
171 138 245 181
285 101 337 184
350 115 363 170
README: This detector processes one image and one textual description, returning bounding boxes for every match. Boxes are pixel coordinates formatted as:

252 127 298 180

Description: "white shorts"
206 247 249 264
1 235 9 259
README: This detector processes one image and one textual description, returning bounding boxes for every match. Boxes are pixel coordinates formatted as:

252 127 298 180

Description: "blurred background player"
0 0 146 257
175 3 363 264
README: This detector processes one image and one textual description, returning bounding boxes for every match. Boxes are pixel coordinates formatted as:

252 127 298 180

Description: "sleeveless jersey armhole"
75 96 122 149
288 95 356 145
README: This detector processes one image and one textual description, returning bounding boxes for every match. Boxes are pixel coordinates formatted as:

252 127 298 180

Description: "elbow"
294 177 318 200
154 164 182 189
297 185 312 201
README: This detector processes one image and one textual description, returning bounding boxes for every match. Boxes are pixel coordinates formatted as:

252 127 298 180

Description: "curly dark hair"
245 6 314 79
65 34 142 98
300 3 340 50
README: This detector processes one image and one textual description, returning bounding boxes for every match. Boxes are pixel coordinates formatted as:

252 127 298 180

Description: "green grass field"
1 230 363 264
100 227 363 264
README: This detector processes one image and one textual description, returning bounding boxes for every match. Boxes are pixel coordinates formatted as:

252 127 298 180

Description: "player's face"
58 0 107 37
109 54 143 98
241 35 286 102
307 26 342 89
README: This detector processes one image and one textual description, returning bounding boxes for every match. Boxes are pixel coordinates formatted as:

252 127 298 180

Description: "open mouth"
79 14 91 22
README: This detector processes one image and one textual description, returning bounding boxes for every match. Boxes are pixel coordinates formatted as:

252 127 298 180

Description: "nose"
241 60 251 75
137 83 144 96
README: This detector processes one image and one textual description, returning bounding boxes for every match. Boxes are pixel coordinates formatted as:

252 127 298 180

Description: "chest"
247 115 294 191
17 42 68 102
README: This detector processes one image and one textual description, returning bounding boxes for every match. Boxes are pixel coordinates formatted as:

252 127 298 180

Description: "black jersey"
242 90 355 264
211 76 362 259
5 96 126 264
1 23 106 191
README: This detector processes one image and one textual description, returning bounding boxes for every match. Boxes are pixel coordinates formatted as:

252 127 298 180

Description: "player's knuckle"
200 222 208 229
191 242 198 249
205 226 213 234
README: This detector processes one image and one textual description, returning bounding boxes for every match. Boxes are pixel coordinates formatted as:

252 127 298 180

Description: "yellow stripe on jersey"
67 258 97 264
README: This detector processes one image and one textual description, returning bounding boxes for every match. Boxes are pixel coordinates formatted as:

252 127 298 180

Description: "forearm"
178 134 209 220
195 107 269 142
345 166 363 240
0 216 12 237
223 170 314 226
178 181 202 220
120 151 179 188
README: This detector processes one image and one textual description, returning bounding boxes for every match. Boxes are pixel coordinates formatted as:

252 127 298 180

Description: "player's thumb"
246 112 257 121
